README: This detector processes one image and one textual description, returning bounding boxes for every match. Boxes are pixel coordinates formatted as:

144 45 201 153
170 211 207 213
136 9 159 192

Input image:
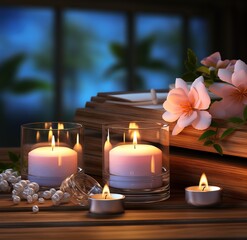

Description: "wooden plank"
1 223 247 240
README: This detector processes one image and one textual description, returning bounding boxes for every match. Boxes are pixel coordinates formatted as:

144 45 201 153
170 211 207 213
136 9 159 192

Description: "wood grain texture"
1 194 247 240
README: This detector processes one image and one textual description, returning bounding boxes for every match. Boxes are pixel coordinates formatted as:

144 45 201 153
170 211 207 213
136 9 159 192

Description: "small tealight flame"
199 173 208 191
51 135 55 151
102 184 111 199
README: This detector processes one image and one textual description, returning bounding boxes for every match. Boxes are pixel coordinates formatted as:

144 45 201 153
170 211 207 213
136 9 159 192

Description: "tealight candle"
185 173 222 207
89 184 125 215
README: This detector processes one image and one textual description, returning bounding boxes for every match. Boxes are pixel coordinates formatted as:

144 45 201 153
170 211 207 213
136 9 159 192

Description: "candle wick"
104 193 108 199
134 144 136 149
201 184 206 191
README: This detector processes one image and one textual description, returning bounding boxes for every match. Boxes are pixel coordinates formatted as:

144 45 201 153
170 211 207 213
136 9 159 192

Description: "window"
0 4 210 147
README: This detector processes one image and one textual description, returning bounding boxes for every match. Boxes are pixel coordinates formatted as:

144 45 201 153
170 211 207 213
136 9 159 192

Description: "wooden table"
1 191 247 240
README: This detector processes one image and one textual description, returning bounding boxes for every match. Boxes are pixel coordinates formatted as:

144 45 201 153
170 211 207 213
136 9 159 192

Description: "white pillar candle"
28 139 77 187
109 143 162 189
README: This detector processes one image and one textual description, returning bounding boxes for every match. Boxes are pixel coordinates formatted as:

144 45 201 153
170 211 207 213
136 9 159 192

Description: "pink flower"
163 77 212 135
201 52 235 70
209 60 247 119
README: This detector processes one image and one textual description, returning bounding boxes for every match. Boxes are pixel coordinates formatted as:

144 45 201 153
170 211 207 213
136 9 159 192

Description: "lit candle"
89 184 125 214
103 129 112 171
185 173 222 207
109 131 163 189
73 133 83 167
28 135 77 187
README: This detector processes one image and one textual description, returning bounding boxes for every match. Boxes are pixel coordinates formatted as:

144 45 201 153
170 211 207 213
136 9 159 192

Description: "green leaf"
0 53 26 90
187 49 197 66
197 66 210 75
198 130 217 140
220 128 235 140
203 140 214 146
213 144 223 155
228 117 244 124
243 105 247 121
10 79 51 94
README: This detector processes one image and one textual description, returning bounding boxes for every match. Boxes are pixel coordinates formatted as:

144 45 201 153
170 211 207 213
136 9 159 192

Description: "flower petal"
177 111 197 128
234 60 247 72
172 123 184 135
209 98 245 119
190 77 211 109
218 68 233 84
232 69 247 88
175 78 189 95
192 111 212 130
162 111 180 122
201 52 221 67
209 83 236 99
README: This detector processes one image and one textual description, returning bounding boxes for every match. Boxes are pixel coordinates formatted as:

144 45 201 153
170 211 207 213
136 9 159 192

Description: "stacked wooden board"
75 91 247 200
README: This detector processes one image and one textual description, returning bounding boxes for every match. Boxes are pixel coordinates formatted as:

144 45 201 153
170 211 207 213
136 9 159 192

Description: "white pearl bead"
32 205 39 213
38 197 45 204
8 175 18 184
43 190 52 199
12 195 21 204
19 180 28 188
62 192 71 202
30 182 39 192
27 195 33 203
13 182 24 193
32 193 39 202
50 188 56 196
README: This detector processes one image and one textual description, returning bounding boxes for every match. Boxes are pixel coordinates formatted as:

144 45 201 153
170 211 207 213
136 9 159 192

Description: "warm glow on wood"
128 122 140 139
199 173 208 191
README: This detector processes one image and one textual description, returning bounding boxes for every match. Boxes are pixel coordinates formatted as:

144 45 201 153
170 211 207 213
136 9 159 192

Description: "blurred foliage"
105 34 175 90
0 53 51 95
182 49 220 87
0 151 20 173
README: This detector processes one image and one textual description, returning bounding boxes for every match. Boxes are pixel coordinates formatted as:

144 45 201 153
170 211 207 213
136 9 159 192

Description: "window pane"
63 11 127 119
0 7 53 147
189 17 210 60
136 14 183 90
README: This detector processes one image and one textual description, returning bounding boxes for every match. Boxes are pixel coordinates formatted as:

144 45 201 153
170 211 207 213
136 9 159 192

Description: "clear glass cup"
102 121 169 203
21 122 83 188
60 168 102 206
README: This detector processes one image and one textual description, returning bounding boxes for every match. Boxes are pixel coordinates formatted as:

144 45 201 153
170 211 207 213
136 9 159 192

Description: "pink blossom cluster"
163 52 247 135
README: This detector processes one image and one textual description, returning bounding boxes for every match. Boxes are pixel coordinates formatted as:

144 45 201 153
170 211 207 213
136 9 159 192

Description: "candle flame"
58 123 64 130
36 131 40 142
133 131 137 149
76 133 80 144
199 173 208 191
151 156 155 173
48 127 53 142
128 122 140 140
51 135 55 151
102 184 111 199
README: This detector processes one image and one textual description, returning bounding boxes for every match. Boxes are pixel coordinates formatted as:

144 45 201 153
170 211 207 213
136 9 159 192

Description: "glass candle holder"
102 121 169 203
21 122 83 188
60 168 102 206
